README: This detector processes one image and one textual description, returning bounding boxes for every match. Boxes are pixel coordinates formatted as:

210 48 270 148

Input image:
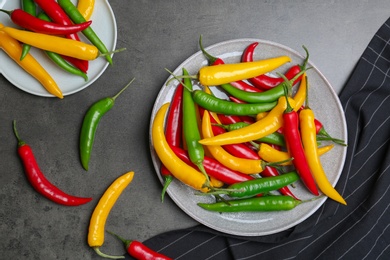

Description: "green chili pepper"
208 171 299 198
217 122 285 146
219 69 306 104
79 78 135 170
20 0 36 60
57 0 113 65
198 195 302 212
37 12 88 81
192 90 277 116
182 68 210 187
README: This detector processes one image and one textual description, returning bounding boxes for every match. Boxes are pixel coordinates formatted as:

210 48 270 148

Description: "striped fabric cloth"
138 17 390 260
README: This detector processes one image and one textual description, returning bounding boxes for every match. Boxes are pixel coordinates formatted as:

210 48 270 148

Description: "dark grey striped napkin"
137 17 390 260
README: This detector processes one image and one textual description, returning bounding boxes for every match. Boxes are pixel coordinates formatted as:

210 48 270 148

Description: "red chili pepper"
0 9 92 35
12 121 92 206
61 56 88 73
282 93 319 196
229 80 262 93
33 0 89 71
242 42 304 90
108 231 172 260
171 146 254 185
160 84 184 201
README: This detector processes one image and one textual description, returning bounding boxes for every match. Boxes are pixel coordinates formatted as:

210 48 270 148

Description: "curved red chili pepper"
229 80 262 93
160 84 184 201
242 42 303 90
33 0 89 71
171 146 254 185
282 103 319 196
2 9 92 35
13 121 92 206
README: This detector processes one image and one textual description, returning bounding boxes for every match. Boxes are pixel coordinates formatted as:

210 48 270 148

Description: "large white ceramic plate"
149 39 348 236
0 0 117 97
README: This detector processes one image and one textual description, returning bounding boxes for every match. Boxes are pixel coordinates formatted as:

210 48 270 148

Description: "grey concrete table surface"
0 0 388 259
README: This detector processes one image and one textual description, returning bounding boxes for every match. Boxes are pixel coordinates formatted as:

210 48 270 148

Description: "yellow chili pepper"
77 0 95 20
300 107 347 205
0 28 63 99
0 26 98 61
198 56 291 86
152 103 209 192
258 143 334 166
202 110 264 174
199 96 296 146
88 171 134 259
292 72 307 110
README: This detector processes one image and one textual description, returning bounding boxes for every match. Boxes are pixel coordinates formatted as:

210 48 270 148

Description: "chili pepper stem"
196 162 211 189
199 35 218 64
0 9 11 15
111 78 135 100
161 175 173 202
165 68 197 89
93 247 124 259
98 47 127 58
12 120 26 146
107 230 133 250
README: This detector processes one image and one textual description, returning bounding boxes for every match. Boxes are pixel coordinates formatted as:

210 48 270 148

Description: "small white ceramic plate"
149 39 348 236
0 0 117 97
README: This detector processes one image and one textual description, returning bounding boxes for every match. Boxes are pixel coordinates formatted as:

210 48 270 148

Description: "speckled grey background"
1 0 389 259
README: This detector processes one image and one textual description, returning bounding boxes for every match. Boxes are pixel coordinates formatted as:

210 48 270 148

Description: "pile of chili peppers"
152 37 348 214
0 0 119 99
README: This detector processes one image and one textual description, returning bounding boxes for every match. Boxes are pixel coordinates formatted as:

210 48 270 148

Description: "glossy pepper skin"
108 231 172 260
198 55 291 86
198 195 301 212
20 0 36 60
242 42 304 90
13 121 92 206
282 91 319 196
58 0 113 64
0 9 92 35
152 103 209 192
88 171 134 259
0 26 99 61
80 79 134 170
33 0 89 71
77 0 95 20
199 96 296 146
0 25 63 98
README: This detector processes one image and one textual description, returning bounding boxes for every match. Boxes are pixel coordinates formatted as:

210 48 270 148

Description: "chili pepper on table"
198 195 302 212
208 171 299 198
80 78 134 171
77 0 95 20
58 0 113 64
299 77 346 205
199 96 296 146
88 171 134 259
0 26 100 61
20 0 36 60
152 103 210 192
107 231 172 260
33 0 89 71
37 12 88 80
242 42 308 90
182 68 210 187
0 9 92 34
12 120 92 206
0 25 63 98
281 83 319 196
160 83 184 201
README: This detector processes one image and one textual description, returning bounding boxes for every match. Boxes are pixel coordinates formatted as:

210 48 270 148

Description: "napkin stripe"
137 17 390 260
